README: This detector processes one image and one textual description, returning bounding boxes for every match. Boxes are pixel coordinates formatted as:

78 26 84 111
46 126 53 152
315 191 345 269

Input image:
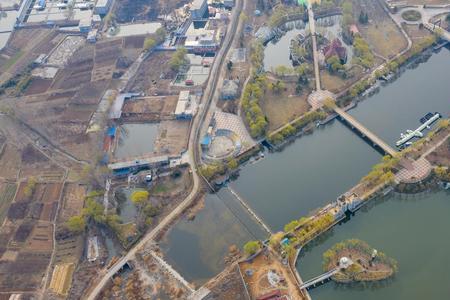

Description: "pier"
334 107 397 157
396 113 441 147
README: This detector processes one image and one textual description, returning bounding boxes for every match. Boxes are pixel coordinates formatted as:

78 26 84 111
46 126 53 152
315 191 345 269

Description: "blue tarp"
107 126 117 137
201 135 211 145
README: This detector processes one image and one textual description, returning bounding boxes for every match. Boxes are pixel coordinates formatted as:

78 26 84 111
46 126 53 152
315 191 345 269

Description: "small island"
323 239 398 283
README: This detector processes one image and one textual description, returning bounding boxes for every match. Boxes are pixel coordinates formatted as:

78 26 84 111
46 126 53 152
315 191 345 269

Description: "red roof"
323 38 347 61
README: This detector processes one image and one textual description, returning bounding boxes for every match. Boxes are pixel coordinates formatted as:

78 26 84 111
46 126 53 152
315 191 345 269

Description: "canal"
298 190 450 300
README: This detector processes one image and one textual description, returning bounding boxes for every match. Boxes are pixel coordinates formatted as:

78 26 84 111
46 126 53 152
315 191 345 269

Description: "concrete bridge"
423 22 450 41
149 251 195 293
334 107 398 157
299 268 340 290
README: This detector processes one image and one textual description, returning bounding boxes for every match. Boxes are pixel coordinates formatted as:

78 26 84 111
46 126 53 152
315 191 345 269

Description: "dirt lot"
0 29 62 84
427 137 450 166
403 24 434 47
262 79 311 132
122 95 178 122
403 0 450 4
0 181 64 293
59 184 86 223
130 52 178 95
153 120 190 156
240 249 306 300
114 0 189 23
353 0 407 59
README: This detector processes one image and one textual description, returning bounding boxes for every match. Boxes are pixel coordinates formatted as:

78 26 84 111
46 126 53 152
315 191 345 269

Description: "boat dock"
396 112 441 147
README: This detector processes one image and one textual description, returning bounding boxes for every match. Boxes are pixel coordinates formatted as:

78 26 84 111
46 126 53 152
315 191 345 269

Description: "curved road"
84 0 245 298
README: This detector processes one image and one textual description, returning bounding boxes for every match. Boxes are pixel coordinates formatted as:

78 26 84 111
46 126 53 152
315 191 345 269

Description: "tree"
359 11 368 24
66 215 86 233
243 240 260 256
143 38 156 51
170 47 189 72
130 190 149 207
155 27 167 43
227 60 233 71
227 158 238 170
83 198 105 223
326 55 344 73
269 232 285 248
284 220 299 233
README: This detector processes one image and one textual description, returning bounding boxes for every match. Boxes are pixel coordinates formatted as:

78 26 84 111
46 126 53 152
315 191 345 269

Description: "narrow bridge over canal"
299 268 340 290
334 107 398 157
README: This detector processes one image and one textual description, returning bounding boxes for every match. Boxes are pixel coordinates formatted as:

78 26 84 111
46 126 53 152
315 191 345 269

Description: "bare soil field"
130 52 177 95
24 78 53 95
403 0 450 4
0 144 21 180
427 137 450 166
0 181 64 293
262 79 311 131
353 0 407 59
122 95 178 122
0 29 61 84
153 120 190 156
320 65 365 94
403 24 434 47
59 184 86 223
240 249 306 300
114 0 189 23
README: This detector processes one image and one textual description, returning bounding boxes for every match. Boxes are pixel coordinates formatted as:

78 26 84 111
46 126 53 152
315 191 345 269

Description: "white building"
190 0 208 20
94 0 112 15
175 91 197 119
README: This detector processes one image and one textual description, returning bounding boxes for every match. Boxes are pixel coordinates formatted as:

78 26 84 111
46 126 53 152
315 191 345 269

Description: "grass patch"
2 51 24 72
0 183 17 223
402 10 422 22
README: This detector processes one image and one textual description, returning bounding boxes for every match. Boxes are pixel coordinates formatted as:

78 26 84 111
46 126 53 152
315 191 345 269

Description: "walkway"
299 268 340 290
149 251 195 293
227 187 273 236
307 2 322 91
334 107 397 157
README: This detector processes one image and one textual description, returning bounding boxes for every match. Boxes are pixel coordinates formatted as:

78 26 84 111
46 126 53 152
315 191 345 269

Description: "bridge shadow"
336 118 390 157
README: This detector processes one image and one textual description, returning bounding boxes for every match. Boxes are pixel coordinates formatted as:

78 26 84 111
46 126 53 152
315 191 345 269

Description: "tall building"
190 0 208 20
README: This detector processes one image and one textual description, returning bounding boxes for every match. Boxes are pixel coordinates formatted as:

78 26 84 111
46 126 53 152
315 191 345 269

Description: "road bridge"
334 107 398 157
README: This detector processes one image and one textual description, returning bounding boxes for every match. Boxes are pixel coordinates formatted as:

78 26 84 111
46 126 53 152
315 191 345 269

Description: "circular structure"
402 10 422 22
203 129 242 161
339 257 352 269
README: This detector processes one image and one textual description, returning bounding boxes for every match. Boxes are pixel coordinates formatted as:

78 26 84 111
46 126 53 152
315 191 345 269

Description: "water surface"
298 190 450 300
115 123 159 159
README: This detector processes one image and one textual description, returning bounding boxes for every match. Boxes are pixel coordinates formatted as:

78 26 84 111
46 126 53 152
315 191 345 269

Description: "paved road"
84 0 245 297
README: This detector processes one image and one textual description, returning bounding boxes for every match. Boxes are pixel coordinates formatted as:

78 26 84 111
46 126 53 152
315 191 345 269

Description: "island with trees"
323 239 398 283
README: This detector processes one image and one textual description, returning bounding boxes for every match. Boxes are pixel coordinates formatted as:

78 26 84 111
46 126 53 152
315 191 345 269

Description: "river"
298 190 450 300
161 45 450 286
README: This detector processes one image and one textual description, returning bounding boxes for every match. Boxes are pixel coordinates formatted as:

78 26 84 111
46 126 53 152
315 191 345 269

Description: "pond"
160 191 267 286
263 15 353 71
115 123 159 159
